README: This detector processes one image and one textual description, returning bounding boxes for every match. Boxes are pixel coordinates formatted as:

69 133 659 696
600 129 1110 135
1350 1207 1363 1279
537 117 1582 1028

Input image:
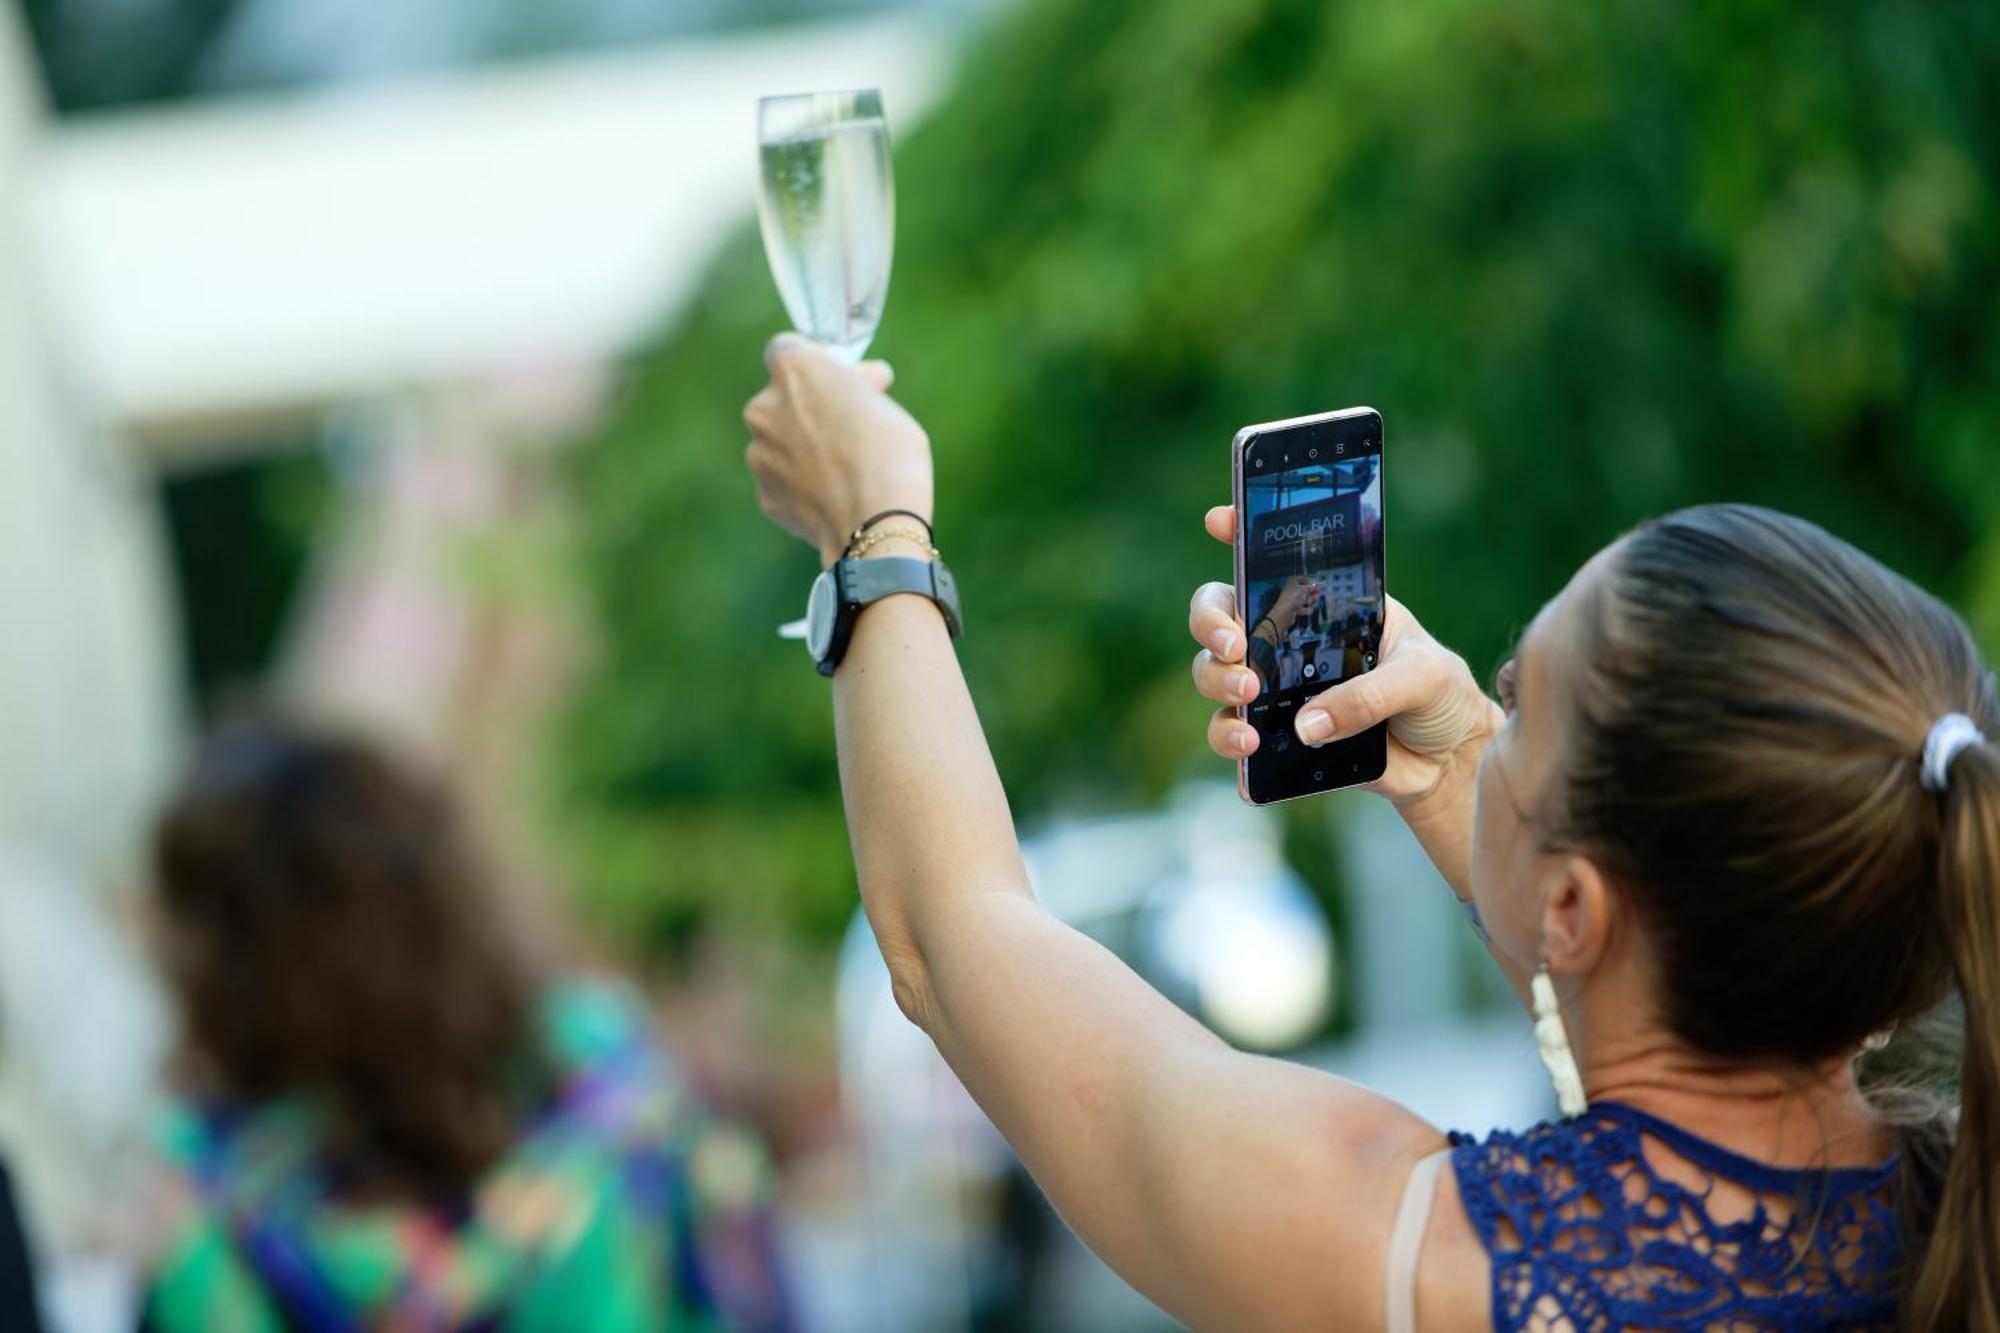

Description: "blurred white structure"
30 12 954 452
1140 785 1334 1049
0 6 177 1278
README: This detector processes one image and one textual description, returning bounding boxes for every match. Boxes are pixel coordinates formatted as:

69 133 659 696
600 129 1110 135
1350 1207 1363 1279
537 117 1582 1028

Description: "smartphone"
1232 407 1389 805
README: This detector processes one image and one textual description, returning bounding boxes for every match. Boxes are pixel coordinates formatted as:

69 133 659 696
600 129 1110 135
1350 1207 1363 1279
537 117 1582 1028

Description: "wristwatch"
806 556 963 677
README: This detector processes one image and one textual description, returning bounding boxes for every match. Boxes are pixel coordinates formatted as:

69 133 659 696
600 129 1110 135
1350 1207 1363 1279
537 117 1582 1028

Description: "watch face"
806 570 837 661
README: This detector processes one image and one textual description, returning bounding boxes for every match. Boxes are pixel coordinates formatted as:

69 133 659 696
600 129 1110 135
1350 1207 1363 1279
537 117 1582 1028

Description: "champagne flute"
756 89 895 365
760 90 895 640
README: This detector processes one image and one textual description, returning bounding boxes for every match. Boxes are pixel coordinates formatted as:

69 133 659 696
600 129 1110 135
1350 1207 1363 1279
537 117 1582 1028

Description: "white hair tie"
1920 713 1986 794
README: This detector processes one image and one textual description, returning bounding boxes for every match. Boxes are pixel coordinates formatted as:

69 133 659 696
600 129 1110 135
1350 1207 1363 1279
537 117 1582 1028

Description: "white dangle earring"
1532 960 1589 1119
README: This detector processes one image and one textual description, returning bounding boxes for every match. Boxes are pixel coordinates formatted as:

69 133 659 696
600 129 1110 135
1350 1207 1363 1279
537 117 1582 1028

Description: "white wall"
0 6 177 1265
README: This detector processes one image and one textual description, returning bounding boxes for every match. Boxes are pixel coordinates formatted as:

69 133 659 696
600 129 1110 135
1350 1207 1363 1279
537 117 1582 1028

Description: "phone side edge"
1231 427 1258 804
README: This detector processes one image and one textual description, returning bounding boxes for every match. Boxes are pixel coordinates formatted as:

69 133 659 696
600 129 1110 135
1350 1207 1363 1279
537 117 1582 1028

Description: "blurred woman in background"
743 335 1997 1331
139 714 790 1332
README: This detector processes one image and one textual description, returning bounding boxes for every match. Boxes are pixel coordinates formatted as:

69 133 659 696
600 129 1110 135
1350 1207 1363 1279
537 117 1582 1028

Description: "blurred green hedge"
555 0 2000 951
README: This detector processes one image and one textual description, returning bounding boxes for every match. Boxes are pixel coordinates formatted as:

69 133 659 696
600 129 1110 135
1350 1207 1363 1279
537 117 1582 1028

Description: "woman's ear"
1539 854 1616 975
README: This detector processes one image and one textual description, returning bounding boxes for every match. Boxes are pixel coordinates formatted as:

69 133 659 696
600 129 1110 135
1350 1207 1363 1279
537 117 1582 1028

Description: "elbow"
889 967 941 1036
884 944 936 1024
881 934 942 1035
867 870 1033 1037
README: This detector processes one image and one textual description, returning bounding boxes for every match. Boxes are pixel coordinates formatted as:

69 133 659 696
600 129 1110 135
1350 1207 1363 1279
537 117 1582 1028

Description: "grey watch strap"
842 556 963 637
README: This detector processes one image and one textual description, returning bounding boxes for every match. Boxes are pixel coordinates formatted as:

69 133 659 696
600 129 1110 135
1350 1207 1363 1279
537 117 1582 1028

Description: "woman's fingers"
1294 644 1447 747
1188 582 1244 661
1208 707 1259 760
762 336 893 394
1191 520 1254 758
743 385 780 437
763 331 819 377
1192 649 1263 706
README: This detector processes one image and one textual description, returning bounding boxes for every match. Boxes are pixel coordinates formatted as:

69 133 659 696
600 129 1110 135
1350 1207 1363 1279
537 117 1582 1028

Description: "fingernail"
1236 727 1258 757
1297 711 1332 745
1235 672 1260 702
1211 628 1241 659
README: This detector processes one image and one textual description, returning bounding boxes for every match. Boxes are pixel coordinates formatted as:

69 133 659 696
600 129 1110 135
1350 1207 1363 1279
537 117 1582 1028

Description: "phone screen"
1237 411 1387 803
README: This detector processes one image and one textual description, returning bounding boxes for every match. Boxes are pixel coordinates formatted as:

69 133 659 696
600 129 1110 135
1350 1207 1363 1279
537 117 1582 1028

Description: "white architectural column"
0 9 178 1263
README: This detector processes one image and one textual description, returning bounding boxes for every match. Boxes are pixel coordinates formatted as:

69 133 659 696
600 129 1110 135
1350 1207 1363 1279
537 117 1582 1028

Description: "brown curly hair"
152 713 552 1200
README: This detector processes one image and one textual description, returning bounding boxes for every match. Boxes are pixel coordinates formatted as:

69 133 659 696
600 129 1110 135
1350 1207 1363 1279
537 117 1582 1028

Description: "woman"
744 334 1997 1330
141 715 789 1332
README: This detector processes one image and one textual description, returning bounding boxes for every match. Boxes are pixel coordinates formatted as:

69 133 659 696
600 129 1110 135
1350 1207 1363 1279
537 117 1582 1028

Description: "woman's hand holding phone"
1189 505 1502 893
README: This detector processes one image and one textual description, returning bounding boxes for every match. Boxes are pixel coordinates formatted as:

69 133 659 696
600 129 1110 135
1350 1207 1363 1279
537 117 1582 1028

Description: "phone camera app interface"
1244 438 1383 716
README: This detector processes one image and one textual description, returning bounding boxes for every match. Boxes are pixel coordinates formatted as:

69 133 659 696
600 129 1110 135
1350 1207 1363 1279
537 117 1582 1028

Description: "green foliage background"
557 0 2000 951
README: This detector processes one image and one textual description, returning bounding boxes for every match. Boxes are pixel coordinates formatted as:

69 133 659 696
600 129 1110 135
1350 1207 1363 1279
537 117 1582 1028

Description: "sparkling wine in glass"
756 89 895 364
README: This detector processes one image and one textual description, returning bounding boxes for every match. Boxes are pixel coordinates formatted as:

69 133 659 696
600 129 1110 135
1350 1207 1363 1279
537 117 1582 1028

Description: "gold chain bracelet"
845 524 940 561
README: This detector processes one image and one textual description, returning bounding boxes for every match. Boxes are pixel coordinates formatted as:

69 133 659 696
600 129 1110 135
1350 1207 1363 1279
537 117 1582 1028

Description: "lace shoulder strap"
1384 1149 1451 1333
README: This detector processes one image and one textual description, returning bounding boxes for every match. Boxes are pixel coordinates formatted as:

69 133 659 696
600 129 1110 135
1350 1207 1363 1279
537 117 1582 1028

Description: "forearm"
1382 692 1506 900
1389 746 1484 901
830 589 1032 1023
1385 718 1536 999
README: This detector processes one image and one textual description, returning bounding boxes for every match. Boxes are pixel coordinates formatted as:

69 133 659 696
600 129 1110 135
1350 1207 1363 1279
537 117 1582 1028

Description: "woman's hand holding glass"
1262 575 1320 637
743 333 931 565
1188 505 1502 888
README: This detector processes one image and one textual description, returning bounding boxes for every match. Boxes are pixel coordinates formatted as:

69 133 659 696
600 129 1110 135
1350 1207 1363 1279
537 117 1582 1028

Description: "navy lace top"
1448 1101 1905 1331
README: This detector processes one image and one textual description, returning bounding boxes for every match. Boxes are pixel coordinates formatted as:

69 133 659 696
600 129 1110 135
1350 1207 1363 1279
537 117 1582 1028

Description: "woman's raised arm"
745 337 1447 1329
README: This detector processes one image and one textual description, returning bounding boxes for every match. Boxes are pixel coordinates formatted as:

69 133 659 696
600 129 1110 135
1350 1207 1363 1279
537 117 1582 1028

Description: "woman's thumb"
859 360 896 392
